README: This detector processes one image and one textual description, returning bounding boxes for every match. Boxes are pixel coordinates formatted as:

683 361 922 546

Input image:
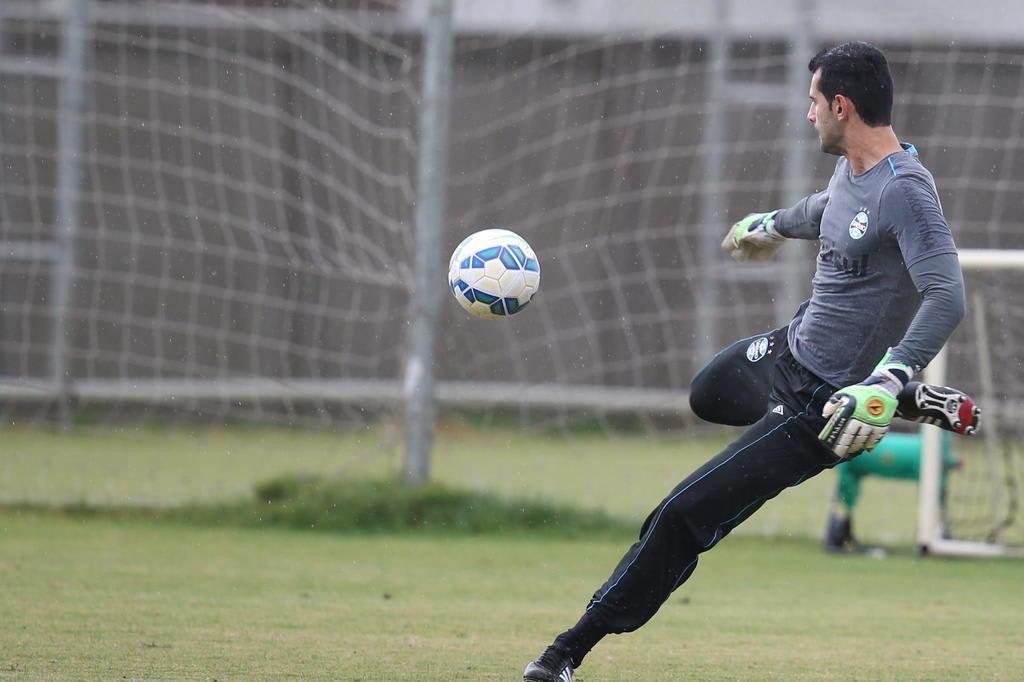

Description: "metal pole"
403 0 454 485
53 0 89 429
696 0 728 365
778 0 814 325
917 345 948 553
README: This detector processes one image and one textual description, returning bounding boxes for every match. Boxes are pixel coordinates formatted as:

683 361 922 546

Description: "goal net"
2 0 1023 546
1 1 420 429
918 258 1024 556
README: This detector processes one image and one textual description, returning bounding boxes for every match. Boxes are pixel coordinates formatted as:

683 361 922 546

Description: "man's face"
807 69 843 155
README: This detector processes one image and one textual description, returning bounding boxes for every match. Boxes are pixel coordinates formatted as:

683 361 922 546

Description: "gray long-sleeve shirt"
771 144 965 387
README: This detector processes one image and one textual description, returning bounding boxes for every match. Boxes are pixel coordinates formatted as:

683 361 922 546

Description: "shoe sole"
913 384 981 435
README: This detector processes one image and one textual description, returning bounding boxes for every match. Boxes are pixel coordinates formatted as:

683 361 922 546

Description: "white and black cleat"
523 644 574 682
898 381 981 436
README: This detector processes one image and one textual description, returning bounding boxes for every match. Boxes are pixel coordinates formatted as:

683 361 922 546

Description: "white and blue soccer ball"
448 228 540 319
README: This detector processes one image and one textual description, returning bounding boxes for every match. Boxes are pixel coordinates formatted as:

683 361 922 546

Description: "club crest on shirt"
745 336 771 362
849 209 870 240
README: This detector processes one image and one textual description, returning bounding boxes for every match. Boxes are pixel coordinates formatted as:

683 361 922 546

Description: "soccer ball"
448 229 540 319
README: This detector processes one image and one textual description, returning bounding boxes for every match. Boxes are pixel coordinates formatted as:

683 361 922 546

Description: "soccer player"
524 41 972 681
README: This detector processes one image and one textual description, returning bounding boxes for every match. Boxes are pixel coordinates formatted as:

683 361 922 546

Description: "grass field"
3 511 1024 681
3 423 1021 680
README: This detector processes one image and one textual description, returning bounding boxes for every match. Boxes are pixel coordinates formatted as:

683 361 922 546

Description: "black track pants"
583 343 840 634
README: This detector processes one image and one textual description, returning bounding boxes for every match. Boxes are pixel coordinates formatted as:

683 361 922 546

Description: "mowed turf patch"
2 511 1022 681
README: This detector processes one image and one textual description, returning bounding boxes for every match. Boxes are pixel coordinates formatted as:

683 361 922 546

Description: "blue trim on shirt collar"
901 142 918 155
888 158 899 176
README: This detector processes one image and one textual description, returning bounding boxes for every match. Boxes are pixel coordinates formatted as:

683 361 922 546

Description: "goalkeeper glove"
721 211 783 262
819 355 914 458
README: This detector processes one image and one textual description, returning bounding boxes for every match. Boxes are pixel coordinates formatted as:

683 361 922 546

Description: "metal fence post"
777 0 815 324
53 0 90 429
696 0 729 365
404 0 454 484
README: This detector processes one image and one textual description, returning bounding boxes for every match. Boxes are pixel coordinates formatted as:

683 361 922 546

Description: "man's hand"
819 357 914 458
721 211 783 262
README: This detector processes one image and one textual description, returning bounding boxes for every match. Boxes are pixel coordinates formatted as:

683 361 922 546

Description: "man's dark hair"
808 42 893 127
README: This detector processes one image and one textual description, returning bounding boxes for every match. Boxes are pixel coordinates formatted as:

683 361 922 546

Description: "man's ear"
833 94 853 121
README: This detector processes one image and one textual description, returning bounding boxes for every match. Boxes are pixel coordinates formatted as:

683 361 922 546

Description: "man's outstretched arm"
722 189 829 261
772 189 830 240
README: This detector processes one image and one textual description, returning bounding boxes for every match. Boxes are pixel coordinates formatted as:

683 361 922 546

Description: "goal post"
918 249 1024 558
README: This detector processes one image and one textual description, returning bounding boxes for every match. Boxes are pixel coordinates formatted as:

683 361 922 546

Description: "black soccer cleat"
523 644 574 682
897 381 981 436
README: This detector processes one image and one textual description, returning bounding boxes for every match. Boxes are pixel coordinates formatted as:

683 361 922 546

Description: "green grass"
2 510 1023 681
2 424 1022 679
0 424 925 543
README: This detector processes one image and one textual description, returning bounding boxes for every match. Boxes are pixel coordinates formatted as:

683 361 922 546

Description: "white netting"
442 36 1024 428
442 35 806 429
940 271 1024 548
1 1 418 427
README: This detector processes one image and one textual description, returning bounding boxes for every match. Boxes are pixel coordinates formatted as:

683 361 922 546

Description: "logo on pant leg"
746 336 771 362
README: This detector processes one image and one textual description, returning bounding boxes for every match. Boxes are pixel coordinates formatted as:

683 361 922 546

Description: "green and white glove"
721 211 783 262
819 354 914 458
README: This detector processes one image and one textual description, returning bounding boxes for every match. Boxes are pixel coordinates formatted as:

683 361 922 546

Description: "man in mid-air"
524 41 978 681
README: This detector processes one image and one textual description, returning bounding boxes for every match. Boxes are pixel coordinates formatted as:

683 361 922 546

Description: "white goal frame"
917 249 1024 558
